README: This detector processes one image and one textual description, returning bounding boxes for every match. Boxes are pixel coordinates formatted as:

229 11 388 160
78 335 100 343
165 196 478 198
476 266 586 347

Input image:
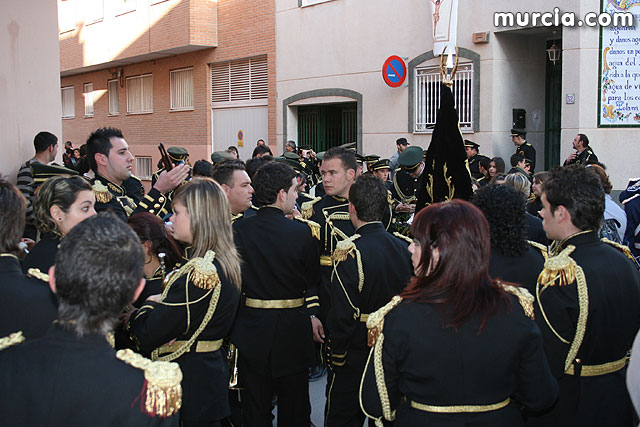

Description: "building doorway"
544 38 562 169
297 102 357 152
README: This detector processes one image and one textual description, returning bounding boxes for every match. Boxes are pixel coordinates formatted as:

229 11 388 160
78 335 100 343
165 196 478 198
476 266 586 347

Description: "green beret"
398 146 424 170
283 151 300 160
210 151 234 163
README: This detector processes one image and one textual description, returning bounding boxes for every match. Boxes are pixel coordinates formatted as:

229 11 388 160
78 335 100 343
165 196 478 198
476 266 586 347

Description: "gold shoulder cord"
393 232 412 244
498 282 534 319
332 234 364 292
0 331 24 350
150 251 222 362
527 240 549 260
27 268 49 283
536 245 589 373
294 217 321 240
301 197 321 220
116 348 182 417
601 238 636 263
359 295 403 426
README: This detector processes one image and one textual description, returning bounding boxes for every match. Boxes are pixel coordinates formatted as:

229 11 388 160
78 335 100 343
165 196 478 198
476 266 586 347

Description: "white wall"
1 0 62 181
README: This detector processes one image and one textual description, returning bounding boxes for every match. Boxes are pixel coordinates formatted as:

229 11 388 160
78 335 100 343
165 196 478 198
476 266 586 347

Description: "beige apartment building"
276 0 640 189
58 0 275 188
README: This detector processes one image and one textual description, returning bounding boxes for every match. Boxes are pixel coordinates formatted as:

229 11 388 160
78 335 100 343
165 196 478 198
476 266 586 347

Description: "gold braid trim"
116 349 182 417
366 295 403 347
537 245 577 288
601 238 636 262
27 268 49 283
0 331 24 350
294 217 321 240
528 240 548 260
333 234 360 262
92 181 113 203
498 283 534 319
301 197 321 220
393 232 412 244
564 262 588 373
174 251 221 290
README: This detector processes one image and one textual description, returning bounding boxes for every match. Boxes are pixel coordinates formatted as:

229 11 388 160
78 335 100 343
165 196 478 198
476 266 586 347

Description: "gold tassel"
366 295 402 347
188 251 221 290
0 331 25 350
537 245 577 288
295 217 321 240
498 283 535 319
333 234 360 262
301 197 321 220
92 181 113 203
116 349 182 417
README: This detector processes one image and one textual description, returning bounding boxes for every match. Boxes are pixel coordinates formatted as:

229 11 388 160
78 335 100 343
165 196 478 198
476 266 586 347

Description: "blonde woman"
22 175 95 275
128 178 241 427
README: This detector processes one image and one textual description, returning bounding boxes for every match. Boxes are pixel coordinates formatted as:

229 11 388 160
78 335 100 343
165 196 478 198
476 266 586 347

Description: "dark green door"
544 39 562 169
298 103 357 152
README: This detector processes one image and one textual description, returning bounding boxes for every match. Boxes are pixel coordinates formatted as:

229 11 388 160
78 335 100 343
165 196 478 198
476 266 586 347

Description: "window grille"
211 56 268 104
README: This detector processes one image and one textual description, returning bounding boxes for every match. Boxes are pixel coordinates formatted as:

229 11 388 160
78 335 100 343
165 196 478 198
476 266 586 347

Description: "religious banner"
430 0 458 56
598 0 640 127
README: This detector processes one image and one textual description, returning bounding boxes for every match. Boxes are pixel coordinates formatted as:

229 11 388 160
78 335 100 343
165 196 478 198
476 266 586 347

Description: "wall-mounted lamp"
547 41 561 65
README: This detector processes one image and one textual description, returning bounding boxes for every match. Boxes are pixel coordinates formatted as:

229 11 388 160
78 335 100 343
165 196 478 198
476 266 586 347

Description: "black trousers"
239 353 311 427
324 349 376 427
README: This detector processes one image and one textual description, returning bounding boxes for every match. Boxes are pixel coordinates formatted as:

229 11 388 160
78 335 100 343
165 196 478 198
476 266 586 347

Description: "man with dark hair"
0 179 57 339
464 140 490 180
325 175 412 425
388 137 410 179
0 213 181 425
232 162 320 426
211 159 255 218
87 127 189 222
564 133 598 166
529 164 640 426
511 129 536 173
16 131 59 235
285 140 297 153
192 160 213 178
62 140 74 169
245 155 274 179
251 144 272 159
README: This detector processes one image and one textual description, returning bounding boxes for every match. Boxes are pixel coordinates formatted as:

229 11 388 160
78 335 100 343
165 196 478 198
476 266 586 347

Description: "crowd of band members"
2 126 640 427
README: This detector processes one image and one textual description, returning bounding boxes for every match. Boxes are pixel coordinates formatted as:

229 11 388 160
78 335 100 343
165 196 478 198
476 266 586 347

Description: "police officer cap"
355 153 366 164
364 154 380 165
210 151 234 163
167 146 188 162
396 138 410 147
510 129 526 137
398 146 424 170
339 142 357 151
371 159 391 171
283 151 300 160
463 140 480 150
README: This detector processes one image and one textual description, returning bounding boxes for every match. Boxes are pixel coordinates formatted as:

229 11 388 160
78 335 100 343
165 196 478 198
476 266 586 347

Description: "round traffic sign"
382 55 407 88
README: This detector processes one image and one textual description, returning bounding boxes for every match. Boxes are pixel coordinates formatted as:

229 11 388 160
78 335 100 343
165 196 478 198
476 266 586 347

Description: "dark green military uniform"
325 222 413 425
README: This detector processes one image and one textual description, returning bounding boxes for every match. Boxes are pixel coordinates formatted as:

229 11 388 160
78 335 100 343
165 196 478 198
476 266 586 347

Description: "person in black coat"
0 213 181 426
129 178 241 426
472 184 546 296
22 175 96 276
232 162 320 426
326 175 413 426
360 200 558 426
0 179 57 339
528 165 640 426
504 173 549 246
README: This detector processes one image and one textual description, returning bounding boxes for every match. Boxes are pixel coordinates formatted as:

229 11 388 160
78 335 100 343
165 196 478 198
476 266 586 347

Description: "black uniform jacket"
529 231 640 426
92 174 169 222
526 213 549 246
515 142 536 172
0 254 57 339
129 258 240 422
21 232 60 275
361 297 559 426
489 245 545 296
469 154 490 180
328 222 412 358
563 147 598 166
0 324 178 427
232 206 320 377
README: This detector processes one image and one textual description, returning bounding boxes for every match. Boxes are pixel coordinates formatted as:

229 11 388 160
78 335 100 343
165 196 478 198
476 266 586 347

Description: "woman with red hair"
359 200 558 426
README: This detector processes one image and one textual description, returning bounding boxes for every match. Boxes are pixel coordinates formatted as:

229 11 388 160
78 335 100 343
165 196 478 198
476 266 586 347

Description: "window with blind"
170 68 194 111
414 62 473 133
126 74 153 114
211 56 268 107
61 86 75 119
135 157 153 180
84 83 94 117
108 79 119 115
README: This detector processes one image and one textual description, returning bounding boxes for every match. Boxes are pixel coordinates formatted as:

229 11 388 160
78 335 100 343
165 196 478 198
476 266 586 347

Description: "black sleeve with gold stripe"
134 188 170 219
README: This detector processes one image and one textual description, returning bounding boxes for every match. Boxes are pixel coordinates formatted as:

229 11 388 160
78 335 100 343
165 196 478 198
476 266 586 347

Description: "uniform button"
154 204 160 209
149 209 155 214
159 197 165 202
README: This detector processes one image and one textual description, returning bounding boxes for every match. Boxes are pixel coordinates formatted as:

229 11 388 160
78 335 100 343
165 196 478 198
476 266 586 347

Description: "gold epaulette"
601 238 636 263
0 331 25 350
387 190 394 206
301 196 322 220
294 217 321 240
130 174 142 182
170 250 221 290
528 240 548 260
27 268 49 283
333 234 361 262
116 349 182 417
393 232 412 244
92 181 113 203
537 245 577 288
498 283 534 319
231 213 244 223
366 295 402 347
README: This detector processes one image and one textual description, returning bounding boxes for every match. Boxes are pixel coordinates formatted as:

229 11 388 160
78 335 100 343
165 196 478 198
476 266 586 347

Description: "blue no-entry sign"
382 55 407 88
